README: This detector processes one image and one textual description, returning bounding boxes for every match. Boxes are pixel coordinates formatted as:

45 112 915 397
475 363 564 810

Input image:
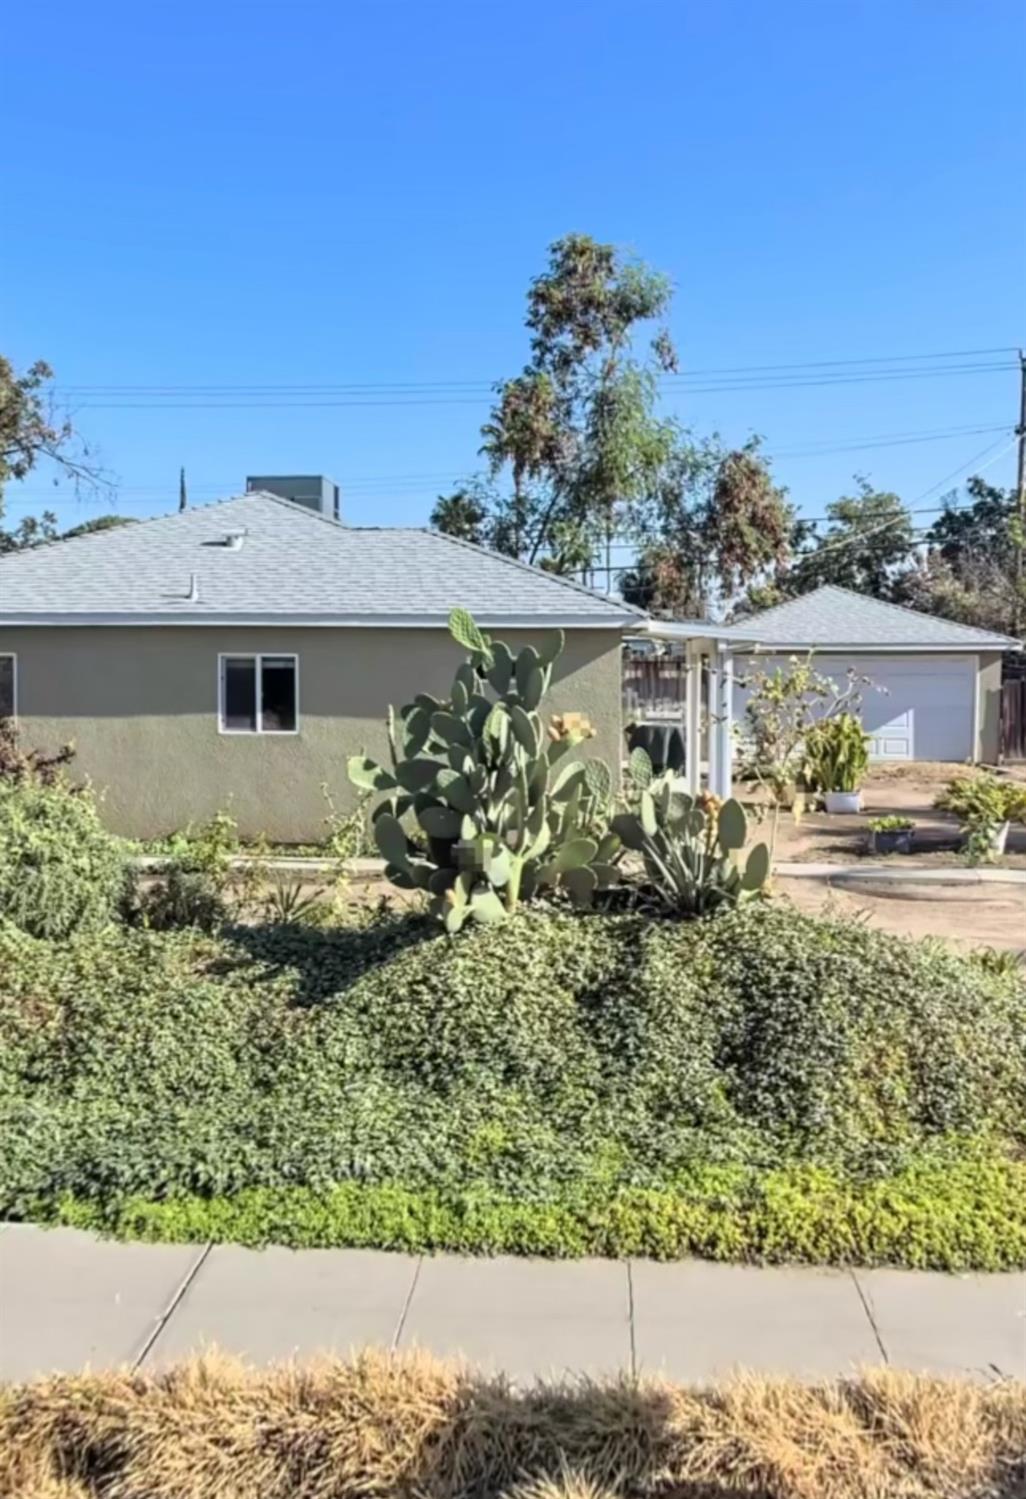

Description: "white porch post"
715 645 734 799
706 651 719 795
684 643 702 795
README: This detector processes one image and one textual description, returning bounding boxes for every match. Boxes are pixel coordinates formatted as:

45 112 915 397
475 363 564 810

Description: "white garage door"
737 653 977 762
854 655 976 760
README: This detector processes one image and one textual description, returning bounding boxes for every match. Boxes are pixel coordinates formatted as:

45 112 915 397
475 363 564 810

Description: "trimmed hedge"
2 903 1025 1267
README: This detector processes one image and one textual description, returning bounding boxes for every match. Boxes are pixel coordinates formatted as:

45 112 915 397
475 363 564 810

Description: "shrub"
1 903 1023 1271
136 809 242 930
0 780 126 939
0 717 75 787
138 866 229 932
935 771 1026 863
935 770 1026 826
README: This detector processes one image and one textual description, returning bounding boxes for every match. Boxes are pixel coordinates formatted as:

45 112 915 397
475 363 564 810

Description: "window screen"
0 657 14 719
220 655 297 733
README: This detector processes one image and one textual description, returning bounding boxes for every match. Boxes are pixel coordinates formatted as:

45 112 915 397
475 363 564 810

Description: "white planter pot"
963 821 1010 856
824 790 862 814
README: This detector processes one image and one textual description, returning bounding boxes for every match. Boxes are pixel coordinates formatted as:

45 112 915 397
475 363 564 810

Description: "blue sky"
3 0 1023 536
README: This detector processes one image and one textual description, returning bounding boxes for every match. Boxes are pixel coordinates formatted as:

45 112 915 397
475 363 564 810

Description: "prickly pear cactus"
613 750 769 915
348 609 619 931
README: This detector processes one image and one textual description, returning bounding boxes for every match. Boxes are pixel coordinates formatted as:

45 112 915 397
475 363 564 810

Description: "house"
737 584 1020 763
0 486 642 841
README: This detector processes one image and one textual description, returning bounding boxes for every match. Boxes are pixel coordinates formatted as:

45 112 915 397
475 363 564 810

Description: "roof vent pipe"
187 572 200 603
223 530 246 550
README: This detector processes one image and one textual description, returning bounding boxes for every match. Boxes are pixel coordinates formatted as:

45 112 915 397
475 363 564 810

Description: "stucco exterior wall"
0 626 624 840
977 651 1002 763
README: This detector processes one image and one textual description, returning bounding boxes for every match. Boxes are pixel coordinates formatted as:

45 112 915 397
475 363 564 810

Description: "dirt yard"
775 878 1026 956
753 763 1026 869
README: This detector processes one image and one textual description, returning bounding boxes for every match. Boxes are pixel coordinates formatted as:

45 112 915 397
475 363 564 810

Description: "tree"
0 357 104 501
522 234 679 572
0 511 137 555
443 234 680 575
0 512 58 555
623 437 792 617
1 355 108 551
928 476 1015 570
479 371 565 558
430 484 491 546
892 477 1024 636
61 515 137 541
790 479 914 597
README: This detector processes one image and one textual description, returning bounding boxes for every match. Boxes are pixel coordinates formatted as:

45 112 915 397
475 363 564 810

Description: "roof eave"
750 639 1021 653
0 610 636 629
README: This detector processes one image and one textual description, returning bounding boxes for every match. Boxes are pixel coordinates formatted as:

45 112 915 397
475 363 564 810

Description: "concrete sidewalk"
1 1226 1023 1385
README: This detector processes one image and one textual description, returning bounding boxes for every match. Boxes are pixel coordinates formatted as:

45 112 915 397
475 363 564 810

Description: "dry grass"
1 1352 1024 1499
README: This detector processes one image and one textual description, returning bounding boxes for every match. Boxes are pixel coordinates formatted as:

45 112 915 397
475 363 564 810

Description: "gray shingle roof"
743 584 1019 649
0 493 643 627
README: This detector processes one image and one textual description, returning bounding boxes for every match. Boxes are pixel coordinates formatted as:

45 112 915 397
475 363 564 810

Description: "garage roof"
743 584 1020 651
0 491 645 628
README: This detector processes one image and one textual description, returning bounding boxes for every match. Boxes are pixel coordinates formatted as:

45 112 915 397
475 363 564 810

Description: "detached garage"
740 585 1020 763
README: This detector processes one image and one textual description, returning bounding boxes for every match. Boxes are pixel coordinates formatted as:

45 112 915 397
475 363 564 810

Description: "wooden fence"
1001 678 1026 761
623 657 687 722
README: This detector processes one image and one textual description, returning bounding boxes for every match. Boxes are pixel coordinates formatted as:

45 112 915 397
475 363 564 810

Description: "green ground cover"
3 903 1023 1269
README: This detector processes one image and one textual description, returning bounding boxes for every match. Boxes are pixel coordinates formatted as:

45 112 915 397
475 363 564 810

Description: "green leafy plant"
348 609 619 931
318 784 371 908
803 713 870 794
262 878 329 927
612 753 768 914
971 945 1023 978
867 815 915 832
738 656 869 805
0 717 76 787
44 1156 1026 1271
136 808 242 930
935 772 1026 825
934 772 1026 865
2 903 1024 1269
0 780 126 939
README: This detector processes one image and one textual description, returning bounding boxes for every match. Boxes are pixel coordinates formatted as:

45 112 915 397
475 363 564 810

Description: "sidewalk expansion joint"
392 1256 423 1351
626 1261 637 1379
849 1269 888 1364
132 1242 213 1370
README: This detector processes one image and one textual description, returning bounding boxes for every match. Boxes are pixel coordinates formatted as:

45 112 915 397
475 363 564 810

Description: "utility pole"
1016 350 1026 636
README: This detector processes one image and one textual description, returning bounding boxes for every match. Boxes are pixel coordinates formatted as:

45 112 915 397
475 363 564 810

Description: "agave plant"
612 751 769 916
348 608 620 931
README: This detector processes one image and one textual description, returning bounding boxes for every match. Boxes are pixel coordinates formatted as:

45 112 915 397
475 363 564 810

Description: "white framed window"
0 655 15 720
218 654 299 734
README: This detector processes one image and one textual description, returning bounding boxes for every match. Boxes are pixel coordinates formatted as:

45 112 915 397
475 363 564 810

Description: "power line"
5 423 1016 507
54 346 1019 393
53 353 1018 408
908 434 1018 505
782 436 1020 561
60 365 1018 409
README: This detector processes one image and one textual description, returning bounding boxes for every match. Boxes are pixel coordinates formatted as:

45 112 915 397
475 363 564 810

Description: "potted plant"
867 815 915 855
804 712 870 814
934 772 1026 863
